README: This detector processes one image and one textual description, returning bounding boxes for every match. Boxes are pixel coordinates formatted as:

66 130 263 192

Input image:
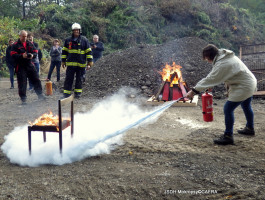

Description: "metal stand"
28 95 74 155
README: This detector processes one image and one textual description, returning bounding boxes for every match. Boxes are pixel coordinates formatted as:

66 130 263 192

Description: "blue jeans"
29 62 40 89
47 61 61 81
7 64 15 87
224 97 254 136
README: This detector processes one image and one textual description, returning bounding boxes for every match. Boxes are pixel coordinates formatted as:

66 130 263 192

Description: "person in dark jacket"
62 23 93 99
90 35 104 63
81 34 104 82
11 30 45 104
6 39 15 89
46 39 62 82
28 33 42 90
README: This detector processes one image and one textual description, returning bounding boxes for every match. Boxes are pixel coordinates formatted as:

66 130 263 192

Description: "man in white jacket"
187 44 257 145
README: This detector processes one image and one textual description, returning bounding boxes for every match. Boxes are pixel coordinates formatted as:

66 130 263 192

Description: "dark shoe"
21 98 27 105
237 127 255 136
75 93 81 99
10 86 14 89
214 134 234 145
38 94 46 101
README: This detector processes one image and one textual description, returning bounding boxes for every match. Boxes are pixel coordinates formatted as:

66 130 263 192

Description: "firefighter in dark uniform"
62 23 93 98
11 30 45 104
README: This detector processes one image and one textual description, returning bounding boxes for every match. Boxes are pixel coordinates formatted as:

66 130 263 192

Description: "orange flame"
159 62 183 84
29 111 59 126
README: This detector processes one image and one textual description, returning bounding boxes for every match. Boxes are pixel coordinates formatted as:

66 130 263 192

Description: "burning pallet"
147 62 198 106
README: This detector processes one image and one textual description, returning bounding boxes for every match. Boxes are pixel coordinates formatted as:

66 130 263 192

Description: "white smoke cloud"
1 89 170 167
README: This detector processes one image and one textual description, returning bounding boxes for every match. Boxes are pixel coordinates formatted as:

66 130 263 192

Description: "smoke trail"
1 90 175 167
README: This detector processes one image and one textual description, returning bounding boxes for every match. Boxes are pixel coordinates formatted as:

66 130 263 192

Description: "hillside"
0 0 264 57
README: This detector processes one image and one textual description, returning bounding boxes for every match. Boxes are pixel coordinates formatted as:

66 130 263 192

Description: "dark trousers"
17 64 42 100
93 57 100 63
64 66 85 95
47 61 61 81
7 64 15 87
224 97 254 136
29 62 40 89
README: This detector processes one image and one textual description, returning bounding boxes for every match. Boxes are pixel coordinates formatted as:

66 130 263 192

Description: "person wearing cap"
186 44 257 145
62 23 93 99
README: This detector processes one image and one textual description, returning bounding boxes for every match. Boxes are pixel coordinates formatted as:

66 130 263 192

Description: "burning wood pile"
148 62 198 106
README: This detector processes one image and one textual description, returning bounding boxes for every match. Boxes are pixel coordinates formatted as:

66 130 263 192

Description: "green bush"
196 29 212 38
0 64 9 78
158 0 191 21
196 11 211 25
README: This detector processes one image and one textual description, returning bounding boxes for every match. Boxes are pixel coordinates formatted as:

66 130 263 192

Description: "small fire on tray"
29 111 60 126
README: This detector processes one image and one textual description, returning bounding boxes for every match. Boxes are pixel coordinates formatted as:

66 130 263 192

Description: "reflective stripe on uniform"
61 55 67 58
68 49 86 54
62 47 69 51
74 89 82 93
86 55 93 59
85 48 92 53
66 62 86 67
64 90 72 94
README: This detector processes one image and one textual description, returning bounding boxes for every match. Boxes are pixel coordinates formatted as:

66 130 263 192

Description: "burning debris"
148 62 198 106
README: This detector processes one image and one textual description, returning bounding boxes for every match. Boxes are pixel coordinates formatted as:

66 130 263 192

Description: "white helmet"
72 23 81 30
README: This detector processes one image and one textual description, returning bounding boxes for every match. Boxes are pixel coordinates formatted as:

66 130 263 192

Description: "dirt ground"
0 78 265 200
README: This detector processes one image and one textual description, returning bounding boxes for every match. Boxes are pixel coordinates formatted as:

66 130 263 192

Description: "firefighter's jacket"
11 39 38 71
62 35 92 67
194 49 257 102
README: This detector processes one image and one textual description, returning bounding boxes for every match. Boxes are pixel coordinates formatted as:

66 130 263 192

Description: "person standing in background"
90 34 104 63
6 39 15 89
28 33 42 90
46 39 62 82
11 30 45 104
62 23 93 99
81 34 104 82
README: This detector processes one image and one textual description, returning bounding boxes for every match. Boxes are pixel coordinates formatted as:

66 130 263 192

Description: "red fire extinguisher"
201 91 213 122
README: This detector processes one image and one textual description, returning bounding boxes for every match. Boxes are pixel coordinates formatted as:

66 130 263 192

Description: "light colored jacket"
194 49 257 102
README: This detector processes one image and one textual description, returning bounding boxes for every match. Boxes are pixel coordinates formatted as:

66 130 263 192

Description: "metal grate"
247 59 265 91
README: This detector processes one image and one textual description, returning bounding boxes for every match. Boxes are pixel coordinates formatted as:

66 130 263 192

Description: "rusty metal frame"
28 95 74 155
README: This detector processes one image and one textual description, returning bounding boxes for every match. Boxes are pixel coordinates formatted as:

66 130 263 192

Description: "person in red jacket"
11 30 45 104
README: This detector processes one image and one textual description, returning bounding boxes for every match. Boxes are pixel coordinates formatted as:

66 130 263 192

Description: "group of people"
6 23 104 102
6 23 257 146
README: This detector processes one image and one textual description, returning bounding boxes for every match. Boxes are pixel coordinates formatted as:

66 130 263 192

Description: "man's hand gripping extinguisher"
201 90 213 122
